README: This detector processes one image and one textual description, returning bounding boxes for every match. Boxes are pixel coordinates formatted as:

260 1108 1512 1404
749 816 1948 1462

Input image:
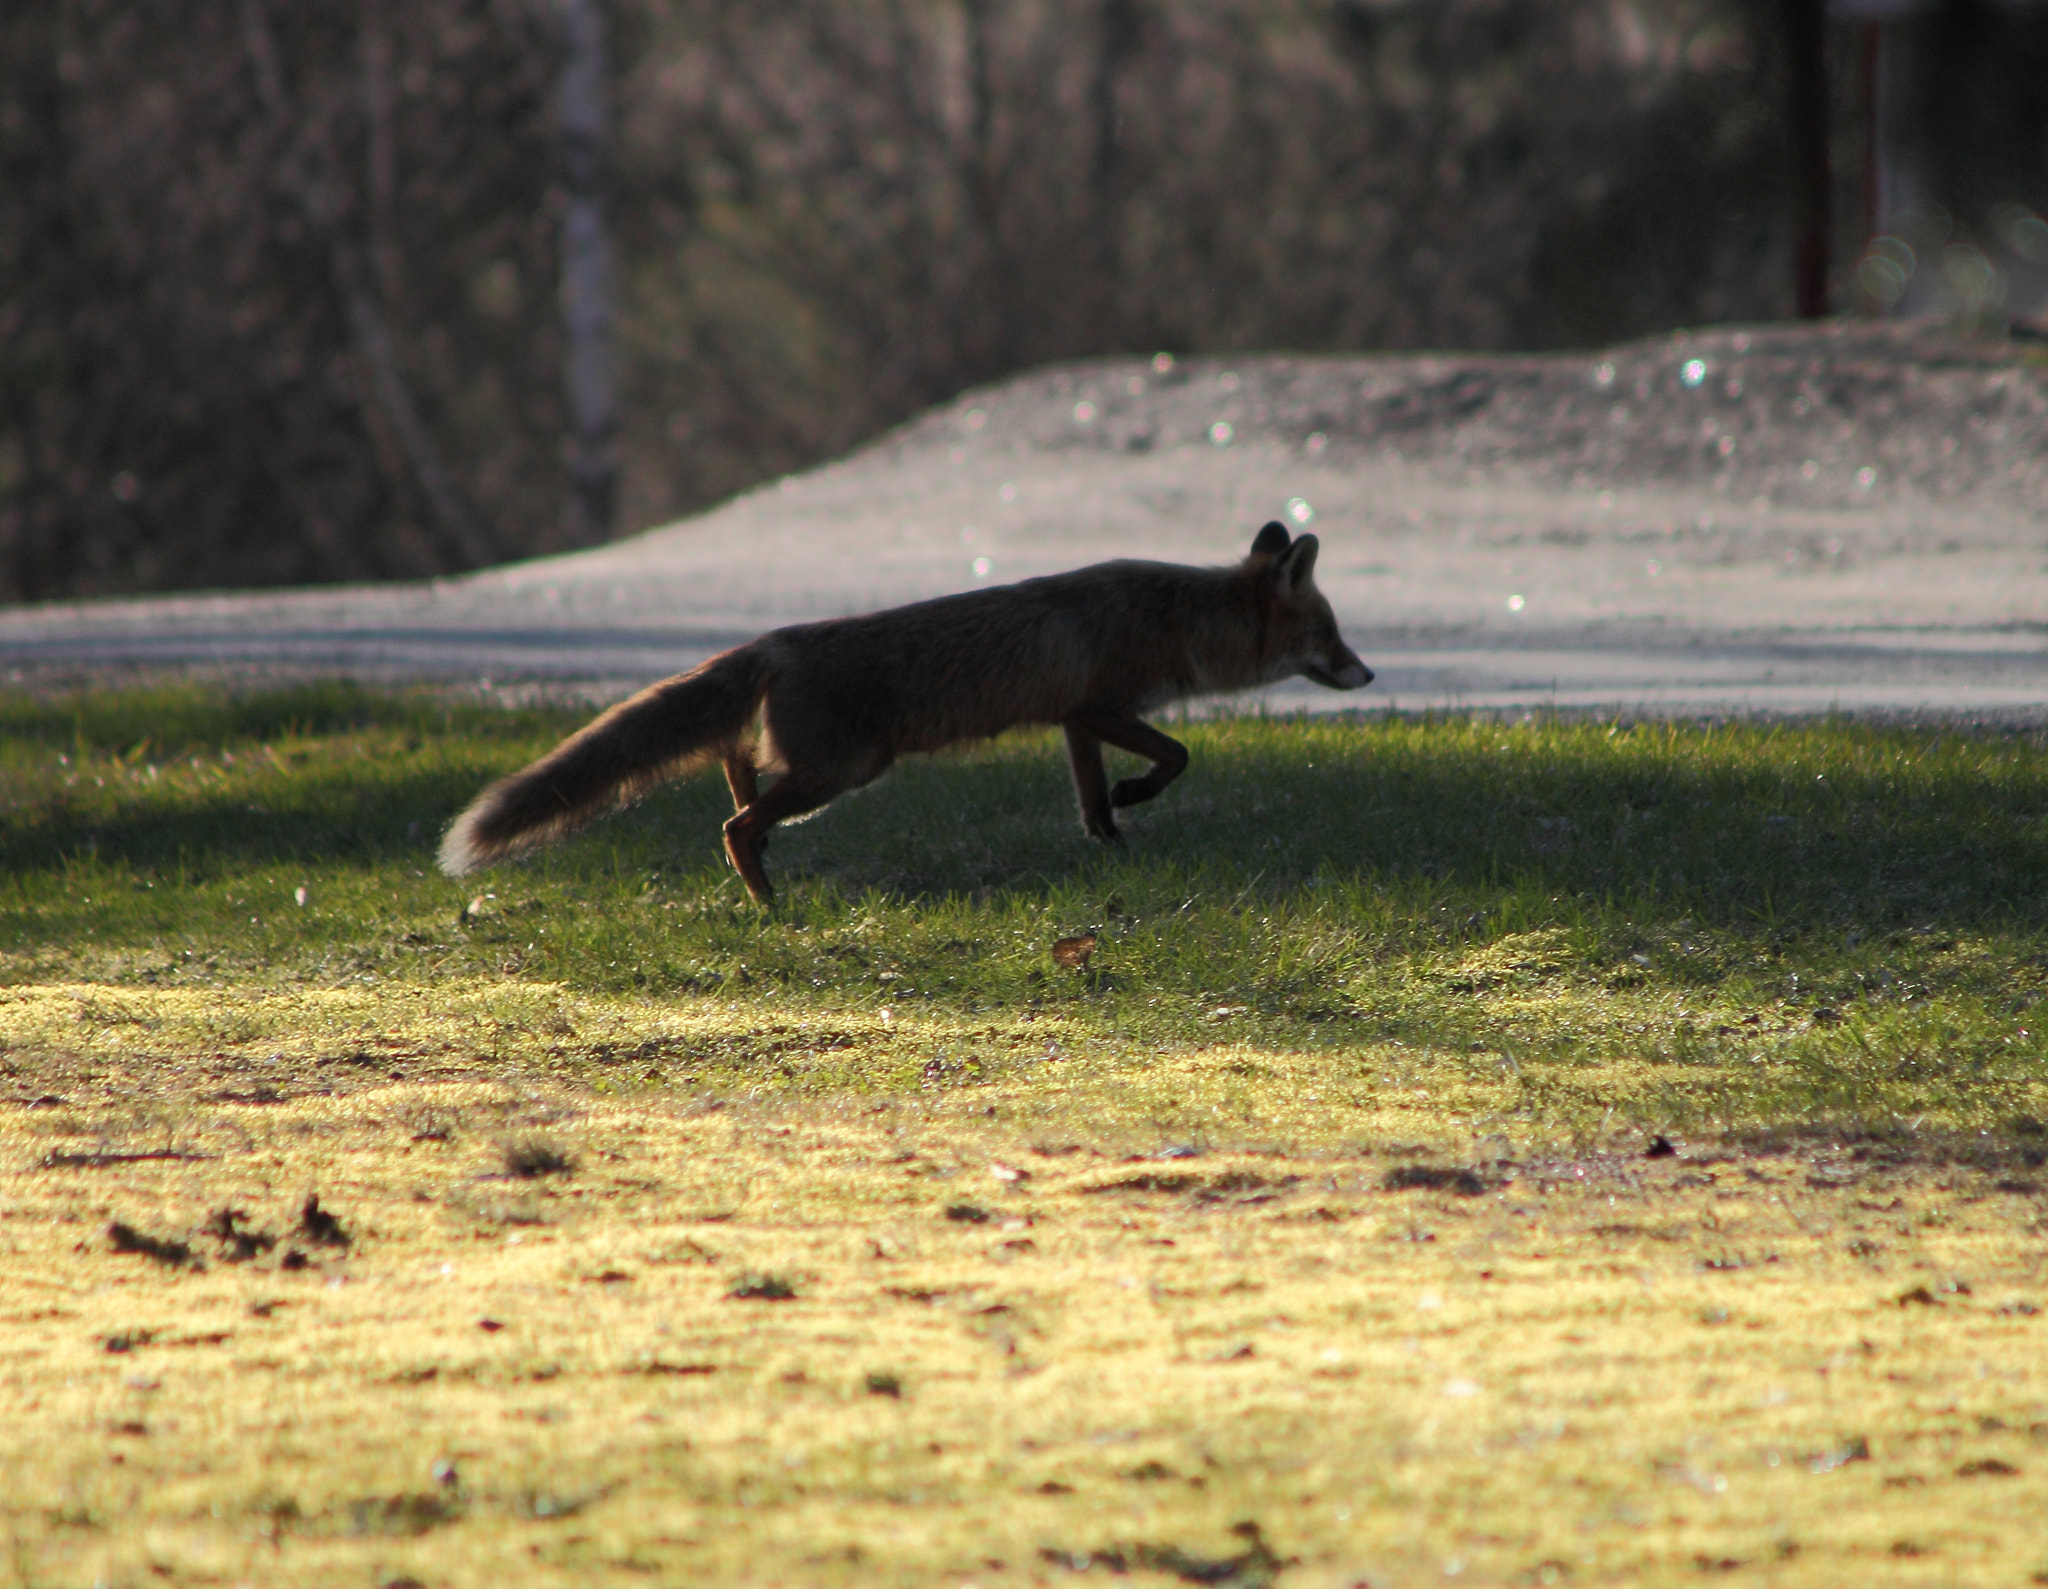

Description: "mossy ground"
2 684 2046 1587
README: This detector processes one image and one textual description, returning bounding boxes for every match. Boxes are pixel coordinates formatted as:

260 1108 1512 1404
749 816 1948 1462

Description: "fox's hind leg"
1071 710 1190 810
722 752 782 865
721 770 848 906
1062 723 1121 842
721 752 758 813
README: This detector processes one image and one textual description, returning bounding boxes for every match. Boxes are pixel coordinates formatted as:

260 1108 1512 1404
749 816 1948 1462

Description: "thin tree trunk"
557 0 617 548
1087 0 1141 348
960 0 1005 372
241 0 499 569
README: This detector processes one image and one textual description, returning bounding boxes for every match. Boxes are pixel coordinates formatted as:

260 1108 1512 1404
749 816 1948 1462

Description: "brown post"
1860 19 1883 247
1782 0 1831 318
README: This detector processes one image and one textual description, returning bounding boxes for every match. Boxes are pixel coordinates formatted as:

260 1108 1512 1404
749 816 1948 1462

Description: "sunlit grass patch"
4 1065 2047 1588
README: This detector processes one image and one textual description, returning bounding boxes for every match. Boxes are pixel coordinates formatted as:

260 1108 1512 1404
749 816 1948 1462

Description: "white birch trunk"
557 0 617 547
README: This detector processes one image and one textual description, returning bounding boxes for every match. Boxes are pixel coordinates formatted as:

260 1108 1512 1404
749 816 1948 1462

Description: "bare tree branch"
241 0 501 569
360 0 401 304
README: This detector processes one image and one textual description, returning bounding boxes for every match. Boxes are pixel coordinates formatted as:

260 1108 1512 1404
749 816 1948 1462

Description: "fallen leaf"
204 1207 277 1263
295 1195 351 1249
1052 934 1097 971
728 1273 798 1301
108 1223 198 1268
1806 1436 1870 1474
48 1150 213 1169
1381 1165 1487 1196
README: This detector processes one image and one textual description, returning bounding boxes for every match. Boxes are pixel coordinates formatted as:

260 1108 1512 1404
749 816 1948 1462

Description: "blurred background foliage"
2 0 2045 602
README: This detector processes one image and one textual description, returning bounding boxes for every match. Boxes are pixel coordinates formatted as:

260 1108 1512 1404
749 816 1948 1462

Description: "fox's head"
1247 521 1373 691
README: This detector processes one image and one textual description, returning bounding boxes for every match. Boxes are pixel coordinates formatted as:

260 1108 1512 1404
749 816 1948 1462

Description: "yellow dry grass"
4 983 2046 1589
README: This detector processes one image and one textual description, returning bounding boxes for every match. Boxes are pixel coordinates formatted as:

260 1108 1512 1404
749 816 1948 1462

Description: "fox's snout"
1305 649 1373 690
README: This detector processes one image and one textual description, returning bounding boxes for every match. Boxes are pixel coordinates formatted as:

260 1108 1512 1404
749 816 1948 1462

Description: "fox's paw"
1108 777 1151 809
1081 816 1123 844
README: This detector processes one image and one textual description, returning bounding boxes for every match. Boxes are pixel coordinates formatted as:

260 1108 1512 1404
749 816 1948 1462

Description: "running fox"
439 521 1372 903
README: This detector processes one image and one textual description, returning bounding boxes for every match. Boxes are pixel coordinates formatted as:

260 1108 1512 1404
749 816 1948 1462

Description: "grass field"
3 684 2046 1587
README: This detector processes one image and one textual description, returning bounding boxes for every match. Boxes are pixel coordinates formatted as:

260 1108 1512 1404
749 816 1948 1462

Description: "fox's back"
757 560 1258 759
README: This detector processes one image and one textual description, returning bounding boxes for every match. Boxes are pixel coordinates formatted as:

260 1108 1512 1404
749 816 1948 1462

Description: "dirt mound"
906 319 2048 520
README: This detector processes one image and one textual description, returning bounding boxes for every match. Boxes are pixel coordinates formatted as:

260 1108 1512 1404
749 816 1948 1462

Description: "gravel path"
7 319 2045 718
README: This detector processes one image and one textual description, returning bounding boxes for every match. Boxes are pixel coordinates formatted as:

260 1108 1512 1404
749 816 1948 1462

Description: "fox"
439 520 1372 904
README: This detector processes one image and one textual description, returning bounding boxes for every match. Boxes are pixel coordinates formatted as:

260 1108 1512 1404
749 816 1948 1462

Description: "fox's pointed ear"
1275 532 1320 590
1249 521 1291 558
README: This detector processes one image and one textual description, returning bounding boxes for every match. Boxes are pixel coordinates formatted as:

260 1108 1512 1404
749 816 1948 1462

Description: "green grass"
3 680 2047 1138
8 683 2048 1588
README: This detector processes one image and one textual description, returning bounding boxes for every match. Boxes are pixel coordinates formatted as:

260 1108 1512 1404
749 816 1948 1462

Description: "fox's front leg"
1062 722 1121 842
1070 710 1190 811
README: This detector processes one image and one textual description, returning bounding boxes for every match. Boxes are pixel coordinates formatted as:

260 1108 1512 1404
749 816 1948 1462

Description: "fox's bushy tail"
438 645 769 876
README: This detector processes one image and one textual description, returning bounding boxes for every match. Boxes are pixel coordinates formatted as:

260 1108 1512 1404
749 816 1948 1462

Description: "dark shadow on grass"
9 706 2046 948
775 720 2048 936
0 757 749 958
0 764 516 877
0 679 572 754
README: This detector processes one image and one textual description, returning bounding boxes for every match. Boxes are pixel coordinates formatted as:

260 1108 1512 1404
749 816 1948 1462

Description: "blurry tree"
614 0 1800 530
1906 0 2048 323
7 0 2041 602
240 0 501 568
0 0 559 601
